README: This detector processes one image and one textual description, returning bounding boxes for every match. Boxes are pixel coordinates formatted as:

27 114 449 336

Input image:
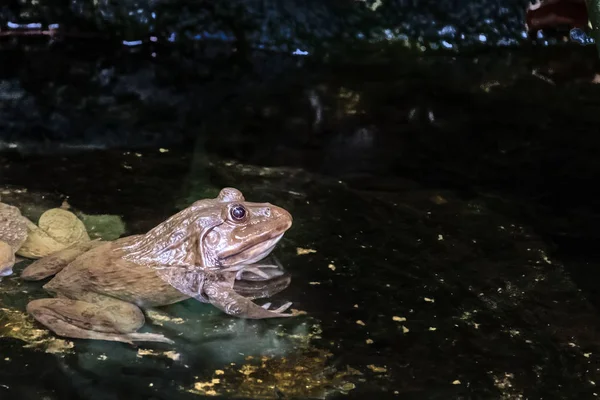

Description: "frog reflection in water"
20 188 295 344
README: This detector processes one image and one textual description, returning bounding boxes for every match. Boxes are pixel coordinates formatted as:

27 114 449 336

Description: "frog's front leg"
204 281 294 319
26 292 173 344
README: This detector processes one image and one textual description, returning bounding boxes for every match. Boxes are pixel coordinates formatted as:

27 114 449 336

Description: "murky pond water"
1 142 599 399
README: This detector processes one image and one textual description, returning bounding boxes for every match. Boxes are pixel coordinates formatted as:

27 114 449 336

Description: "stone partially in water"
38 208 90 245
16 208 90 259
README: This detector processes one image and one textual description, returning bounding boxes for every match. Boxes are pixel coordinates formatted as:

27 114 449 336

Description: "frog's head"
203 188 293 267
123 188 293 270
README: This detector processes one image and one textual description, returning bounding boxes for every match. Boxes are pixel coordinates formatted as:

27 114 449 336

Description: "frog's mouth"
219 232 285 267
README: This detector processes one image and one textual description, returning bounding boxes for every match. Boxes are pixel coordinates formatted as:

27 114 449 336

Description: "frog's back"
43 237 188 308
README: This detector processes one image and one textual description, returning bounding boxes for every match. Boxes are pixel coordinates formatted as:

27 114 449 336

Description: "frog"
0 199 89 279
21 187 296 344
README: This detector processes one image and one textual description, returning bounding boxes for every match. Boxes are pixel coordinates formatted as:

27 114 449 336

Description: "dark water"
1 38 600 399
1 136 600 399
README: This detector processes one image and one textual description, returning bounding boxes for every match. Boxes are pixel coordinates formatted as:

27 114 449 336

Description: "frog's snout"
268 204 293 229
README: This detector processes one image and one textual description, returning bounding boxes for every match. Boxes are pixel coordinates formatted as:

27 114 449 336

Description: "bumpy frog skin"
21 188 295 344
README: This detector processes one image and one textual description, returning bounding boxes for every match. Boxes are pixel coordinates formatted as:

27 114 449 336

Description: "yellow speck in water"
328 263 336 271
309 282 321 285
136 349 180 361
0 307 75 354
159 148 169 153
137 349 154 357
429 327 437 331
585 353 592 358
367 365 387 373
215 370 225 375
146 310 185 325
4 357 10 361
356 320 365 326
135 153 142 157
164 351 181 361
189 345 360 398
45 339 74 354
402 326 409 333
424 297 435 303
430 195 448 205
192 378 221 396
366 339 373 344
437 234 444 241
296 247 317 255
392 316 406 322
452 380 461 385
149 383 153 387
239 364 258 376
353 304 359 308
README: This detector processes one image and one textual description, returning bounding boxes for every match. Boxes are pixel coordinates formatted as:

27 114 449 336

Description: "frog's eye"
230 204 247 221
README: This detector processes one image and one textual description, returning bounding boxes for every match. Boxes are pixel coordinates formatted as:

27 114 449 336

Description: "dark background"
2 1 600 399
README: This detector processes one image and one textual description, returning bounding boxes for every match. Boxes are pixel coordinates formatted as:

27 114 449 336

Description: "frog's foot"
205 282 295 319
26 297 173 344
21 239 104 281
220 264 284 281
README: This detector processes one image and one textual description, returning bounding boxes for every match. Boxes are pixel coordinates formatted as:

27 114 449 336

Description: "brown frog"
21 188 295 344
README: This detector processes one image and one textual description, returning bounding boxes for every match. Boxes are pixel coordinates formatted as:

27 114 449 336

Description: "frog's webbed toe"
26 296 174 344
204 282 295 319
221 264 284 281
231 271 291 300
260 301 293 313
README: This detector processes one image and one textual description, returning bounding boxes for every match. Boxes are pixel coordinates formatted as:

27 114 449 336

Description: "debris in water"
367 365 387 373
296 247 317 255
